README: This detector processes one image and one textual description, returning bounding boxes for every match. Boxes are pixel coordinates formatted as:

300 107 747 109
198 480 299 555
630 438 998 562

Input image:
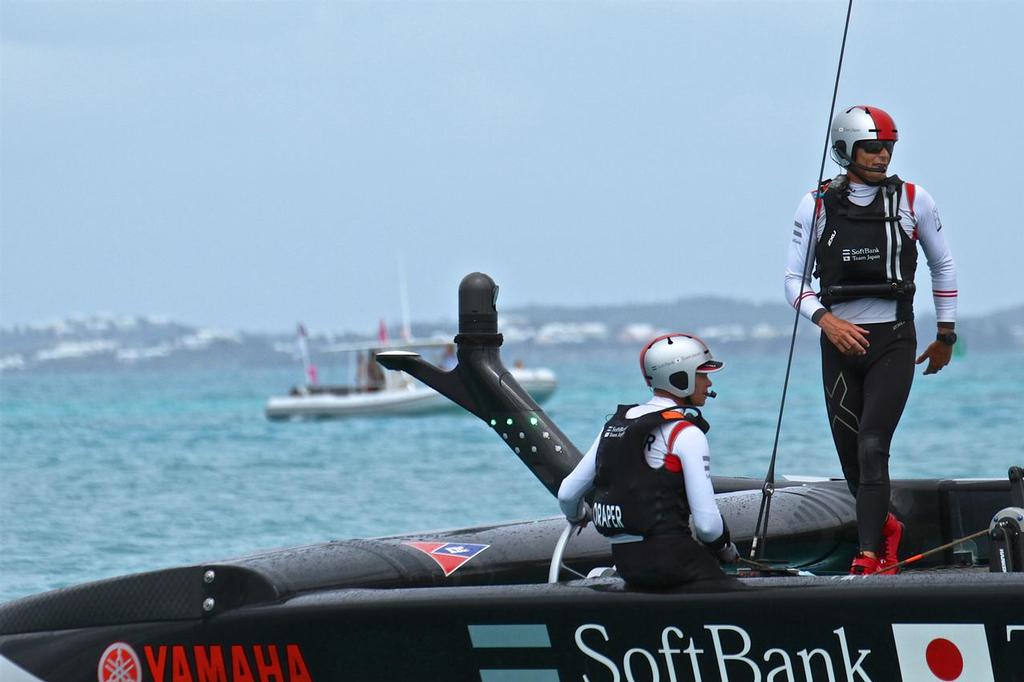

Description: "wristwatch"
936 331 958 346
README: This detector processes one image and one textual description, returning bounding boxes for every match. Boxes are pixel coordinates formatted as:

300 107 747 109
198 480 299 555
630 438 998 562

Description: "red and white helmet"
640 334 723 399
830 105 898 168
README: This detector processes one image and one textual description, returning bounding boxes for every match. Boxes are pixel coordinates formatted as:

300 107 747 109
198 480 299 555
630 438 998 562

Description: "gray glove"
717 542 739 565
569 501 592 528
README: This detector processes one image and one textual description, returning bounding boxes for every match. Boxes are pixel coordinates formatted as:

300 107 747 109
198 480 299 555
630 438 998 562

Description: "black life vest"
592 405 708 539
814 175 918 321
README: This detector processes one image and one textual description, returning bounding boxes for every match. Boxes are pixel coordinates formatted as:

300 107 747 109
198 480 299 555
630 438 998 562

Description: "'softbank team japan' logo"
471 618 1015 675
98 643 312 682
404 542 489 576
841 246 881 263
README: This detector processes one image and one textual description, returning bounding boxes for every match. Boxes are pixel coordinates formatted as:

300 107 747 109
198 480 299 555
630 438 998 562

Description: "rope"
750 0 855 562
881 527 990 573
739 527 991 577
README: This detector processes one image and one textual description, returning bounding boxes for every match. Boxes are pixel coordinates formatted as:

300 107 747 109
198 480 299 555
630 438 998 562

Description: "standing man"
558 334 738 588
785 105 958 575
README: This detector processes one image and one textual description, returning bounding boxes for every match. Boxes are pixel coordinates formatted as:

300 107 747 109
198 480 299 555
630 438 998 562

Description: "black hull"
3 477 1023 681
3 573 1024 681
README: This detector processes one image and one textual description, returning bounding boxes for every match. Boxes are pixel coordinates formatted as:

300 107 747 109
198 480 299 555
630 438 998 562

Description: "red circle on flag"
925 637 964 681
98 642 141 682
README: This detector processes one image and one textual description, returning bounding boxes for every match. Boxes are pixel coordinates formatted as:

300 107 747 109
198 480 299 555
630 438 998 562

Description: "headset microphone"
848 162 889 185
706 390 717 399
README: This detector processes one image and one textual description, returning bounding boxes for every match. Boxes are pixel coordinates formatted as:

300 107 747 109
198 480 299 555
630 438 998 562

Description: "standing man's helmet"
640 334 723 399
830 105 898 168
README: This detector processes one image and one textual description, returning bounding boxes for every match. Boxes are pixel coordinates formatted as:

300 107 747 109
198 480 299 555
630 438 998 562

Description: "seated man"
558 334 738 588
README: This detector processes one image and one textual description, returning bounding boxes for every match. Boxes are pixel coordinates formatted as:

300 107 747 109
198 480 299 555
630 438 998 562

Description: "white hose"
548 522 575 584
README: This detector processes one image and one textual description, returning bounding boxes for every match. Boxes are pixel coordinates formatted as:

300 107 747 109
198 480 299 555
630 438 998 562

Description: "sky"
2 0 1022 334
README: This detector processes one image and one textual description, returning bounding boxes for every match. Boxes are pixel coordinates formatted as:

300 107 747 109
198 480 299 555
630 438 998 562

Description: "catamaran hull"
3 576 1023 682
3 478 1022 681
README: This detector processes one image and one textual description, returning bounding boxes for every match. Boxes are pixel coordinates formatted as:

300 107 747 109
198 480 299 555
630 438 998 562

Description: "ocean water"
1 347 1021 602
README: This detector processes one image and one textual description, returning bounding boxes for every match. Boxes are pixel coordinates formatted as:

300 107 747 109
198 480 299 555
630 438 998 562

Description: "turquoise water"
1 349 1021 602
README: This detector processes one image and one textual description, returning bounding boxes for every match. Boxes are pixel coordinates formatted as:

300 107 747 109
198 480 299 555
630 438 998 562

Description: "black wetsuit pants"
611 533 729 588
820 320 916 552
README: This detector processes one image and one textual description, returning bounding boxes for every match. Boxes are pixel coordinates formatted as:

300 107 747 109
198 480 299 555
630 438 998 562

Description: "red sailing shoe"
879 513 904 572
876 558 898 575
849 553 880 575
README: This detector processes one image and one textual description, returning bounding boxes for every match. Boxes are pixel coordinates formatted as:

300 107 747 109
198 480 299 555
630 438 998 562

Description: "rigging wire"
750 0 855 562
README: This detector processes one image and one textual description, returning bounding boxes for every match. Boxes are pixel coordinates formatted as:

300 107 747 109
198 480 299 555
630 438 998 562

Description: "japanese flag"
891 623 994 681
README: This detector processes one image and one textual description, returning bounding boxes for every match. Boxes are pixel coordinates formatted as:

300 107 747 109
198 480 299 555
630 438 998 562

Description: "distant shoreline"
2 300 1021 374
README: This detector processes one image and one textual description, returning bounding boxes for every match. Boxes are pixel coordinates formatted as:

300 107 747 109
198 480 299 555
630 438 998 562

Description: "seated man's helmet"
830 105 898 168
640 334 723 399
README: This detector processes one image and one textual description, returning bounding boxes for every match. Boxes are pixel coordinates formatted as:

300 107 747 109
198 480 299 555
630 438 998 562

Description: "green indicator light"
506 418 514 426
490 419 497 427
530 417 539 426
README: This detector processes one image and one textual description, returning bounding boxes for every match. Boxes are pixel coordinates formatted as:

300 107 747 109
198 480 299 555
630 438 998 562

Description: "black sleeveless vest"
815 175 918 321
592 405 708 538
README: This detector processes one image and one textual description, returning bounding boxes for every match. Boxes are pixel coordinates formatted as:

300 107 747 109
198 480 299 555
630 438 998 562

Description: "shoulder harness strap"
813 177 835 216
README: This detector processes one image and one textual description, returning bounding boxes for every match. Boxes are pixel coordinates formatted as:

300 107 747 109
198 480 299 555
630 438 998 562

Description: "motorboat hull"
265 368 558 419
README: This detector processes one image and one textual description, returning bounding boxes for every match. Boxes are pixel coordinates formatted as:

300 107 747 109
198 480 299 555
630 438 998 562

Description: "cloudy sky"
2 0 1021 333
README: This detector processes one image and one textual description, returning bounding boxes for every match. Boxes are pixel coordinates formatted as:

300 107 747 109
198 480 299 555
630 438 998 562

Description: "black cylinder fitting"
459 272 499 335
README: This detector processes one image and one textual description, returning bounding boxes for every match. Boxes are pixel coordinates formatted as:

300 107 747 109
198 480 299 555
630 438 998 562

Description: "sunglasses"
857 140 895 154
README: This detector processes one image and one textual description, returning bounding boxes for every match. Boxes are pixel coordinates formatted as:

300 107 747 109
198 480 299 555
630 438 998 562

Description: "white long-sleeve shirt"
557 396 724 544
785 178 957 324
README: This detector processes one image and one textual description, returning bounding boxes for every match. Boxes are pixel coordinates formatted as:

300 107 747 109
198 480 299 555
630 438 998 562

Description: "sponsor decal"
468 625 559 681
567 622 1018 681
99 643 142 682
574 623 874 681
101 644 311 682
404 541 489 576
602 425 627 439
841 246 881 263
892 624 994 681
592 502 624 530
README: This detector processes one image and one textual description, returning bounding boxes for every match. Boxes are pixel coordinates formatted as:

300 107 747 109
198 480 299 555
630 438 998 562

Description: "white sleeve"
911 186 958 323
784 192 827 322
674 427 724 543
557 432 601 521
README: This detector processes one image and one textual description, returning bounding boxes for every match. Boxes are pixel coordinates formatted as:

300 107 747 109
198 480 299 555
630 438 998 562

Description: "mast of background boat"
296 322 318 386
398 255 413 343
750 0 854 562
377 272 581 495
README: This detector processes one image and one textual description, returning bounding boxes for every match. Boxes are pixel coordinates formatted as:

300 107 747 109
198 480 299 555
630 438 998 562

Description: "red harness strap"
905 182 918 240
663 420 696 473
813 179 832 216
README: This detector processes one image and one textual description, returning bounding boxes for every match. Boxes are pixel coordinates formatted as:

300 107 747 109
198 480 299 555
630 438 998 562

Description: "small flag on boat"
296 323 318 385
403 542 489 576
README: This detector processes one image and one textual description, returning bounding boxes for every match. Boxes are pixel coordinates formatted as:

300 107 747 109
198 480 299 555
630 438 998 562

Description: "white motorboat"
265 365 557 419
265 332 557 419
